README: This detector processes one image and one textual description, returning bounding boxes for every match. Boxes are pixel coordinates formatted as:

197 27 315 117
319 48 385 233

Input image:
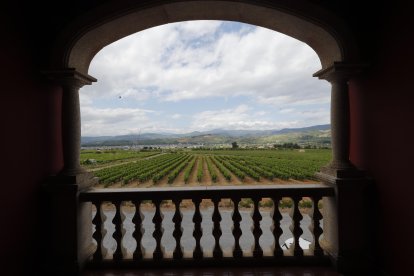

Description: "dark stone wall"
0 0 413 275
349 2 414 275
0 8 63 274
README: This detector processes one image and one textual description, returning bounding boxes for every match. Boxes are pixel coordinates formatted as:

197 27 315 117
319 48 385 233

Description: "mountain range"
81 124 331 147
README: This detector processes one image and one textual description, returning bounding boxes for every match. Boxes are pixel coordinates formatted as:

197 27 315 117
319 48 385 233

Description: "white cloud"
190 104 298 131
82 21 327 105
80 21 330 135
299 108 330 123
171 113 182 119
81 106 156 136
81 105 190 136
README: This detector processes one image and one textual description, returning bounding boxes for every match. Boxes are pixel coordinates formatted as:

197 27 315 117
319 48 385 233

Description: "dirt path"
95 174 316 188
212 162 243 185
122 180 139 188
152 173 170 187
187 156 201 187
209 159 232 186
289 179 316 184
94 181 124 189
138 179 154 188
186 156 203 186
171 161 189 187
201 157 212 186
242 176 259 185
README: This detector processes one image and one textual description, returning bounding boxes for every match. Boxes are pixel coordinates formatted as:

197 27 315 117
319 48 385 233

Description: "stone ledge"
318 165 366 180
45 172 98 191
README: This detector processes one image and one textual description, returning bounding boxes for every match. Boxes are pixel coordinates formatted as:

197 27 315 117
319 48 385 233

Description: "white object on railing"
281 237 311 250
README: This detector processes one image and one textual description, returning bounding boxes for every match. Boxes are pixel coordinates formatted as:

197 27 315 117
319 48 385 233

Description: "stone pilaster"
314 63 374 274
43 69 97 275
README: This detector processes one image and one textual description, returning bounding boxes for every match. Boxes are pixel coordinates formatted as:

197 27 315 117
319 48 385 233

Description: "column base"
43 173 97 275
316 171 375 275
319 164 366 179
48 171 98 190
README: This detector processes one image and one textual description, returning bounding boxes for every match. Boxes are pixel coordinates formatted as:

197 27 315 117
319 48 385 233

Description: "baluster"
132 199 143 260
231 197 243 258
271 197 283 257
192 198 203 259
312 196 324 256
91 200 103 261
100 205 109 258
252 197 263 258
172 198 183 260
152 199 164 260
112 201 124 260
212 198 223 259
292 196 304 257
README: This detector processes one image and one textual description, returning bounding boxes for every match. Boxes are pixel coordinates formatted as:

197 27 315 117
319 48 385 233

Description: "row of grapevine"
94 154 169 185
210 156 231 181
254 157 311 180
152 155 191 183
183 157 196 183
121 154 184 184
208 154 316 181
239 159 274 179
214 156 245 180
220 156 260 181
167 156 194 183
238 156 312 180
122 154 185 184
94 153 186 186
227 156 296 180
205 156 218 182
196 156 203 182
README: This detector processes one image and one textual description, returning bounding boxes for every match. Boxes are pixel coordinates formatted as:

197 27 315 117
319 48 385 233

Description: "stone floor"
82 266 341 276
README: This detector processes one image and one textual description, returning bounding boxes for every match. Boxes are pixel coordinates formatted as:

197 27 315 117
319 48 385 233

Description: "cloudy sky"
80 21 330 136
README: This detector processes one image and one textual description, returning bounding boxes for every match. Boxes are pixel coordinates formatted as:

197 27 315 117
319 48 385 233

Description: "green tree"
231 141 239 149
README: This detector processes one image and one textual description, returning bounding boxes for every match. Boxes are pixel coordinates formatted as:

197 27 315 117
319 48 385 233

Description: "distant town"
81 124 331 150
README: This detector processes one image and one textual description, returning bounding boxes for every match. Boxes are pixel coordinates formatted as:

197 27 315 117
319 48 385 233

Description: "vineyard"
80 149 161 170
82 149 331 188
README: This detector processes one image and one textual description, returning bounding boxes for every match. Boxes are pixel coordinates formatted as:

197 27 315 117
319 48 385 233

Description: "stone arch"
46 4 365 271
48 0 363 177
50 0 359 75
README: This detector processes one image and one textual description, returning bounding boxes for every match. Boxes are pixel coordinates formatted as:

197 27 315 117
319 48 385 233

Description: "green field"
80 149 161 169
81 149 331 188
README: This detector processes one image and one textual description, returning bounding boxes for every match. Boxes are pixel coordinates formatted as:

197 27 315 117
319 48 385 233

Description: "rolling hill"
81 124 331 147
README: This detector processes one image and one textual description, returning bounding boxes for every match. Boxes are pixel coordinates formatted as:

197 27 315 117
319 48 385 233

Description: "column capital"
43 68 97 88
313 62 368 82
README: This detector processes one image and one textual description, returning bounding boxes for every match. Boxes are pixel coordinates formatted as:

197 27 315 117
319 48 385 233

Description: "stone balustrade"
79 184 334 268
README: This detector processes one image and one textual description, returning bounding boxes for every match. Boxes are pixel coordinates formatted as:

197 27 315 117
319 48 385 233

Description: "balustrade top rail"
79 184 334 202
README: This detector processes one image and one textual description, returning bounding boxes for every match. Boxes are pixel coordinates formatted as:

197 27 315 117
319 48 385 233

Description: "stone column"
313 62 365 178
45 68 97 183
61 77 85 175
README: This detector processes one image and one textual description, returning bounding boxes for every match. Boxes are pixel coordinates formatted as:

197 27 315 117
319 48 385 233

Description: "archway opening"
79 20 332 188
52 0 358 178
